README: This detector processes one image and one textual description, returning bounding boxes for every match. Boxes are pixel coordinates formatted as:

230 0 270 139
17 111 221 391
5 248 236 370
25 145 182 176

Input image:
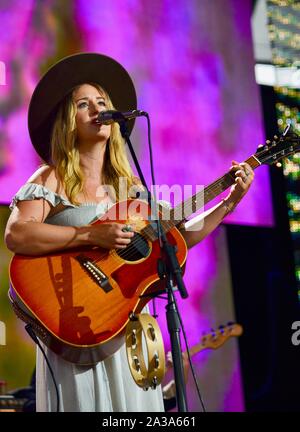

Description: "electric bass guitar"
9 128 300 364
165 322 243 372
163 322 243 407
186 322 243 358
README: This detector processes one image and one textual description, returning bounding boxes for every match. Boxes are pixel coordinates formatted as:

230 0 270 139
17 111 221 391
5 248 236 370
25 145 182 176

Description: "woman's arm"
5 165 134 256
181 161 255 249
5 199 135 256
5 198 89 255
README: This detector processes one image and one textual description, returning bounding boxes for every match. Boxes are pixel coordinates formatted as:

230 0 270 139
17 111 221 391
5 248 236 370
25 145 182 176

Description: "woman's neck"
79 141 107 182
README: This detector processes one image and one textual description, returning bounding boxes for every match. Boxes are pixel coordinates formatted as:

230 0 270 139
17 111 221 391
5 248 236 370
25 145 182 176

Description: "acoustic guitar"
8 129 300 364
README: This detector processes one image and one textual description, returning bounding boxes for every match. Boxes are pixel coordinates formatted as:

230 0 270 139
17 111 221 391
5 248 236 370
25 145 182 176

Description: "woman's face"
73 83 111 144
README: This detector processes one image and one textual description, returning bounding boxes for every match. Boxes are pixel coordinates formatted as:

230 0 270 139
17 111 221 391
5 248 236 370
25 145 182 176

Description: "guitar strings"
91 173 236 266
87 161 258 266
87 174 237 267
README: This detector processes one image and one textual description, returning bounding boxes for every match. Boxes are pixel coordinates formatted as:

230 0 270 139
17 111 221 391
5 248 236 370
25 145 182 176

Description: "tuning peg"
218 325 225 334
273 135 278 140
256 144 265 153
265 140 271 144
227 321 235 329
210 328 216 338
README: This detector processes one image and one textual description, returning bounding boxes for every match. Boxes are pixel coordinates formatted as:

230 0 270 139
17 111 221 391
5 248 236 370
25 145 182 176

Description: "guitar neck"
184 323 243 357
165 341 207 373
142 155 260 240
170 155 261 224
183 342 206 357
165 324 243 374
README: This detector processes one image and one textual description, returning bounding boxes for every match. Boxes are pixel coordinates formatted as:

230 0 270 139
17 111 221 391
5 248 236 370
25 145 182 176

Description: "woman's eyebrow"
75 96 105 102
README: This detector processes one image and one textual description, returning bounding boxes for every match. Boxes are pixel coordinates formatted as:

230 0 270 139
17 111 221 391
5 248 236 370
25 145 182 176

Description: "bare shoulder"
26 165 61 193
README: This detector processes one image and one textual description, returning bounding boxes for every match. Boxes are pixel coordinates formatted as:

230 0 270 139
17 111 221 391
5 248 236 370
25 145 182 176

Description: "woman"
5 53 254 412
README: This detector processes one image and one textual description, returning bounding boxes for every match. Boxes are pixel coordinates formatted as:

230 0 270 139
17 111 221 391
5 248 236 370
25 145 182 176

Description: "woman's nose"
90 102 101 114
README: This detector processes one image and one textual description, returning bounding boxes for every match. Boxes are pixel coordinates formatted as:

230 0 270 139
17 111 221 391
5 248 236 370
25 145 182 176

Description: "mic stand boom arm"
119 119 189 412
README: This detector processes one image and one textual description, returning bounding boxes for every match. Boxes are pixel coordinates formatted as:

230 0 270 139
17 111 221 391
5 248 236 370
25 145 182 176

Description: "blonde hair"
50 83 135 204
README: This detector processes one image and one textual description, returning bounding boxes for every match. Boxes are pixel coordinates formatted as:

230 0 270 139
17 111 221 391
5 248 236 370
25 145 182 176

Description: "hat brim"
28 53 137 163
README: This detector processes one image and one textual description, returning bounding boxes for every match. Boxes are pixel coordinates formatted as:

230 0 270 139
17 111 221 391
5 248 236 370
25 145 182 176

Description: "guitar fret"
142 220 173 242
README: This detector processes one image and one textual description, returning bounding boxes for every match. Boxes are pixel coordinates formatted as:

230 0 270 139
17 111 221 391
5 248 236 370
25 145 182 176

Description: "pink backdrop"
0 0 273 411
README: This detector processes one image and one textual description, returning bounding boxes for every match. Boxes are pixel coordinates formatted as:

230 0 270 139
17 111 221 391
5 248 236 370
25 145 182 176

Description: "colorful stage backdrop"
0 0 273 411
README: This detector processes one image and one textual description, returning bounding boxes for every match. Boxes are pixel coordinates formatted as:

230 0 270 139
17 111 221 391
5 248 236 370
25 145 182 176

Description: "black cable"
143 113 206 411
171 292 206 412
25 324 60 412
144 113 162 319
143 113 165 244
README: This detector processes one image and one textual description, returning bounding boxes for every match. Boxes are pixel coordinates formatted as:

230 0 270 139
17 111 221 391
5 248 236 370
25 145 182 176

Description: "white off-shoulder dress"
10 183 165 412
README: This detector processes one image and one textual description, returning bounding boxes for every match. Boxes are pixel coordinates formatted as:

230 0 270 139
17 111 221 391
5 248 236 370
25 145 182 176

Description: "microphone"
96 109 147 125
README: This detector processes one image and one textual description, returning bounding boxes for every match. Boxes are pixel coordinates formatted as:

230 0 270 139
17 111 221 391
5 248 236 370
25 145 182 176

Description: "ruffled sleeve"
9 183 75 210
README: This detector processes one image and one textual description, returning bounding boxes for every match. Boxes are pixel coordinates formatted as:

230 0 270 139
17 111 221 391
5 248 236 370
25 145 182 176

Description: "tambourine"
125 313 165 390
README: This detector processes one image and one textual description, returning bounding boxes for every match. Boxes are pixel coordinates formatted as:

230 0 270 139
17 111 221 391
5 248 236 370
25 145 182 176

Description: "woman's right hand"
90 223 135 249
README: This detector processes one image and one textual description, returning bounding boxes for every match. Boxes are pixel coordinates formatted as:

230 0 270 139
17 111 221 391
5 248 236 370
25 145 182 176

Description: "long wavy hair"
50 83 135 204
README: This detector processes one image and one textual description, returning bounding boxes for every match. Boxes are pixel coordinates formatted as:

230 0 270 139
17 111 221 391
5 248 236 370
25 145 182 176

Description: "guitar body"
9 200 187 365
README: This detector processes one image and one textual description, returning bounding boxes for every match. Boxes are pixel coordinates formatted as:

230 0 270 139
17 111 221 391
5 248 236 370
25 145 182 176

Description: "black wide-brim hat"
28 52 137 163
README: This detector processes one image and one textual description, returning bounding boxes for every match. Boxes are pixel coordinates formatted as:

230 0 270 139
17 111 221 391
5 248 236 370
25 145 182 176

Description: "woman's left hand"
226 160 255 206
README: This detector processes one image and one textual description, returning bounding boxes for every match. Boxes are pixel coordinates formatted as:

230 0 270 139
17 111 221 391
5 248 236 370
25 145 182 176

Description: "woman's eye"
77 100 106 109
78 102 88 109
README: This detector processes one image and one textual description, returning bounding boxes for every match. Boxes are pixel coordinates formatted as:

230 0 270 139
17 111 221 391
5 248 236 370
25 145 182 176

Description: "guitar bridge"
75 255 113 293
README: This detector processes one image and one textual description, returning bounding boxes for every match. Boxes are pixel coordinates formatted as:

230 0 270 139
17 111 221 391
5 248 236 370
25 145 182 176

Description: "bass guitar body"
9 200 187 365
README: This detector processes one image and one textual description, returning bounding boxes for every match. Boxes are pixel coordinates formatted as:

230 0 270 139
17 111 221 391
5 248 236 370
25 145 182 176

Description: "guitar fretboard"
142 155 260 241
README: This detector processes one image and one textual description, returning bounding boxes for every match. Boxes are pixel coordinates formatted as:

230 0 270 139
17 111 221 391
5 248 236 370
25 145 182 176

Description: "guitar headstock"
200 322 243 350
255 124 300 166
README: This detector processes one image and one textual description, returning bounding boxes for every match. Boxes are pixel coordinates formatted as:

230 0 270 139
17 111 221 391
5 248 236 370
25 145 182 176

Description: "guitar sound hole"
117 233 150 262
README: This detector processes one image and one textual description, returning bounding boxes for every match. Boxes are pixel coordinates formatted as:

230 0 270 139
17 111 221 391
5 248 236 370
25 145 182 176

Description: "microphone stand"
119 120 189 412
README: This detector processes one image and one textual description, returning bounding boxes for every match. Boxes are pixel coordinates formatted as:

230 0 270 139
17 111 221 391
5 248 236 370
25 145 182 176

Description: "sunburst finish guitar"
9 128 300 364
